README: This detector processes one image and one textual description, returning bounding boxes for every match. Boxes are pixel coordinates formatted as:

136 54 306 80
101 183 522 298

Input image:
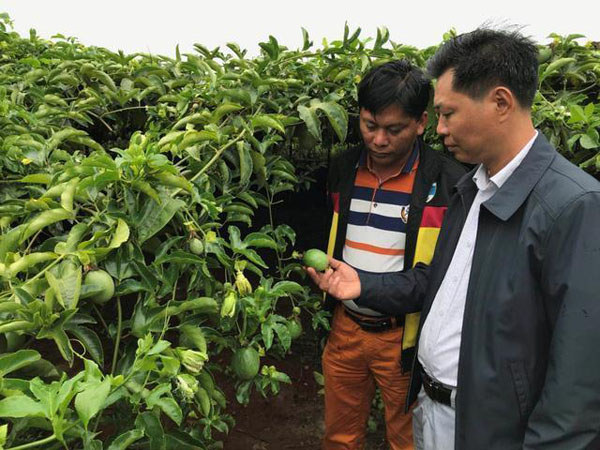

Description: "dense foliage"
0 12 598 449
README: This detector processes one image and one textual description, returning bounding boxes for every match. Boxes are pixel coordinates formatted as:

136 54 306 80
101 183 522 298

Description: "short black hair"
358 59 430 119
427 28 538 107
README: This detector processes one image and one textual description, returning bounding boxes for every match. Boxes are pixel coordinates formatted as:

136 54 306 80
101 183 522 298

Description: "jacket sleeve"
354 262 431 315
523 192 600 449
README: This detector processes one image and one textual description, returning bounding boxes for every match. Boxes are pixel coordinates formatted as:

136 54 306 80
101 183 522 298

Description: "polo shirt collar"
358 139 421 174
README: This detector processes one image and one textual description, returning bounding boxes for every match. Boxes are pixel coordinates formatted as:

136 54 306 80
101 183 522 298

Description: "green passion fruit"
287 318 303 340
231 347 260 380
189 238 205 255
302 248 329 272
83 269 115 305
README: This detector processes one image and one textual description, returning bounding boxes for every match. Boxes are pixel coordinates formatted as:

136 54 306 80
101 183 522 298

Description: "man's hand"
306 257 361 300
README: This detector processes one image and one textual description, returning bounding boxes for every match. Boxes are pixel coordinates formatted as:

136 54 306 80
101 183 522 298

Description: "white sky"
2 0 599 57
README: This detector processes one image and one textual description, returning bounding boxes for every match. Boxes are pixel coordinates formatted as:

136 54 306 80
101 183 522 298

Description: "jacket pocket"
509 360 531 419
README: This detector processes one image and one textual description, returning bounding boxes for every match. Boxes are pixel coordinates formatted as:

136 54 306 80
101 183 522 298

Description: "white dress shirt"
418 131 538 387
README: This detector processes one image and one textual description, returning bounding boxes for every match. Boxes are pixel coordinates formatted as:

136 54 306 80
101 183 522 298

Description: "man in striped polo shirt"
321 60 464 449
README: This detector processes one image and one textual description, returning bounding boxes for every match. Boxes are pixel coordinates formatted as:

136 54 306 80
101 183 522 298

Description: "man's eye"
366 123 376 130
388 128 402 135
440 111 453 118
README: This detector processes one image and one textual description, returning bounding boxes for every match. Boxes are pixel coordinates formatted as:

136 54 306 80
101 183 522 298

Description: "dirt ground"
221 321 389 450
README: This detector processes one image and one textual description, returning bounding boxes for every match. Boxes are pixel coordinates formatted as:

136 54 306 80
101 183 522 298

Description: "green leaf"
154 250 204 266
237 142 253 189
297 105 321 141
0 395 45 418
301 27 312 50
580 134 599 149
148 340 171 356
109 219 130 249
238 248 268 268
316 102 348 142
568 105 586 123
271 281 304 297
29 377 59 419
273 323 291 352
75 376 111 428
262 320 274 350
251 115 285 134
211 102 243 123
135 192 185 244
243 232 279 250
45 261 82 309
155 397 183 425
135 411 166 450
67 326 104 366
107 429 145 450
0 350 41 377
164 431 205 449
19 173 52 184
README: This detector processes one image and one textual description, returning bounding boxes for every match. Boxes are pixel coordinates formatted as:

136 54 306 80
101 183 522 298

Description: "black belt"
421 369 454 407
343 308 404 333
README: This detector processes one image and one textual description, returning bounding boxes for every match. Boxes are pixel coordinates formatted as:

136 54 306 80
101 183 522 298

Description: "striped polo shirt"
342 143 419 316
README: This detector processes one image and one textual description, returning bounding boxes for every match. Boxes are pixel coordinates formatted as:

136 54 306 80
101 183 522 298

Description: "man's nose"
373 129 388 146
436 119 448 137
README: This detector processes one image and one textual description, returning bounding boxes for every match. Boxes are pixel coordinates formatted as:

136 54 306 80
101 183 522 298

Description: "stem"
191 131 246 180
92 304 110 336
23 230 42 254
168 130 246 199
110 297 123 375
266 188 284 277
6 433 57 450
100 106 148 118
25 255 66 284
87 111 114 132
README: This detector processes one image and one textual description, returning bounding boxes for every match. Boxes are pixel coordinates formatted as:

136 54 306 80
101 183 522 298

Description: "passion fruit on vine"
83 269 115 305
231 347 260 381
302 248 329 272
189 238 204 255
287 318 303 340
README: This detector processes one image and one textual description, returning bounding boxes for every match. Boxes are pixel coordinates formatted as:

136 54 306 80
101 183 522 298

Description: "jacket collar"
455 133 557 221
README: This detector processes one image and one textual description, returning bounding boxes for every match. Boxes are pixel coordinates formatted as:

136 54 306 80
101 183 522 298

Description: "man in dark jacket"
321 60 464 449
309 29 600 449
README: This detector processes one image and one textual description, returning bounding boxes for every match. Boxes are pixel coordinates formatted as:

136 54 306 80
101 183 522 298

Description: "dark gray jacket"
356 133 600 449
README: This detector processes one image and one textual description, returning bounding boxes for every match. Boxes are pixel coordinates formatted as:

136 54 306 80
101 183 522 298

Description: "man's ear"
490 87 515 123
416 111 428 135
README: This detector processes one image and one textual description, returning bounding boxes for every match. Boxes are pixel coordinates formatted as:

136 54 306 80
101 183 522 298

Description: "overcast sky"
2 0 599 57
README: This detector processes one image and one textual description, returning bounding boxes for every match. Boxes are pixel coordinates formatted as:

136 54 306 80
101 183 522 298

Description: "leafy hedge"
0 12 598 449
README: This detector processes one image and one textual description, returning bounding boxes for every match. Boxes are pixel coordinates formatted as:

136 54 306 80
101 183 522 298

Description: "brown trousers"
322 306 414 450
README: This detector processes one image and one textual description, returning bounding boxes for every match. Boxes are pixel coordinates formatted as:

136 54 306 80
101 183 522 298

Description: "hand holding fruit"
303 250 361 300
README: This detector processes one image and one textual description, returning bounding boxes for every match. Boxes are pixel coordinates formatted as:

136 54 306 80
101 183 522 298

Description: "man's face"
434 70 497 165
359 105 426 169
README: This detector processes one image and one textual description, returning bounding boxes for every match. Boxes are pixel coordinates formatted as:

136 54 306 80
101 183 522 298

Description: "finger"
318 268 333 291
329 276 341 299
328 257 342 269
305 267 321 285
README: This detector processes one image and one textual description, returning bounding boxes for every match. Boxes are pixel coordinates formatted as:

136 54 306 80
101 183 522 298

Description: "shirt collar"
471 130 538 191
358 139 420 174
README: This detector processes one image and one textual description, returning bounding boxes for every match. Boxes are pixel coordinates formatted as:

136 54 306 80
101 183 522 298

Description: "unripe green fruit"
231 347 260 380
287 318 302 340
303 248 329 272
84 269 115 305
189 238 204 255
